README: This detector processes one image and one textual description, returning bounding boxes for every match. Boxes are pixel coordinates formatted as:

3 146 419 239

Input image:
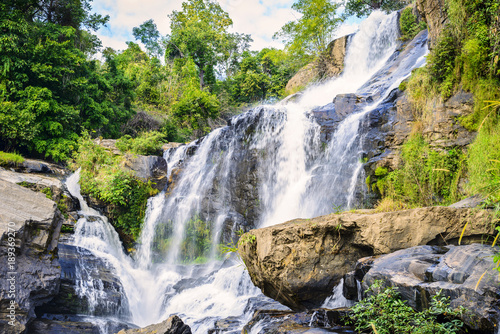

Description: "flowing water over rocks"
42 10 432 333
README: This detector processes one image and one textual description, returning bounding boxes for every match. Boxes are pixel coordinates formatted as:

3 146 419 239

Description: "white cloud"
91 0 355 53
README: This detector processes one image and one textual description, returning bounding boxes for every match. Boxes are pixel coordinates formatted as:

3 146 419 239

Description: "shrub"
349 280 465 334
0 151 25 166
73 134 158 239
115 131 166 155
399 7 427 42
375 135 465 207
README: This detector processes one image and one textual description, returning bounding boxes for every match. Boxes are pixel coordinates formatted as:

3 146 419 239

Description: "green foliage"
41 187 53 200
0 3 133 161
133 19 162 58
116 131 166 155
0 151 24 166
345 0 406 18
399 7 427 42
349 280 465 334
375 135 465 207
181 216 212 263
467 104 500 201
73 134 158 238
274 0 343 58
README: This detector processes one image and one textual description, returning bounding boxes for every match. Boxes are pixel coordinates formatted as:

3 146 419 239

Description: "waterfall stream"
64 10 429 333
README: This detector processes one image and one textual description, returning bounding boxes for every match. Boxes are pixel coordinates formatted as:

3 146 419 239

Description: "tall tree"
344 0 406 18
273 0 344 59
133 19 162 58
165 0 248 90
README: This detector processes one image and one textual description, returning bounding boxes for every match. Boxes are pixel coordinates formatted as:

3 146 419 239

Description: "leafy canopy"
344 0 406 18
273 0 344 57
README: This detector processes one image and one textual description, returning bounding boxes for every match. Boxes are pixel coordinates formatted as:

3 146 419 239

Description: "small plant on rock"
348 280 465 334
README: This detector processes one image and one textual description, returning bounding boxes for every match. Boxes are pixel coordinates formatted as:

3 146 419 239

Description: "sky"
91 0 360 53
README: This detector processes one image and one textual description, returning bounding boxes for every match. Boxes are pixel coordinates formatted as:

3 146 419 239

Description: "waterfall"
65 10 429 333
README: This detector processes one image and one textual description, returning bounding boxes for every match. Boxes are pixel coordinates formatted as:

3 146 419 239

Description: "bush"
349 280 465 334
116 131 166 155
0 151 24 166
467 103 500 201
73 134 158 239
399 7 427 42
375 135 465 207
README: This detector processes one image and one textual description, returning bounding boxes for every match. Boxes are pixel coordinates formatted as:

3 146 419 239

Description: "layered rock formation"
0 179 63 333
238 207 494 311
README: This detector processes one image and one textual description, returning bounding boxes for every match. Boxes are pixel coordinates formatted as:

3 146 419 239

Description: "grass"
374 198 409 213
0 151 25 166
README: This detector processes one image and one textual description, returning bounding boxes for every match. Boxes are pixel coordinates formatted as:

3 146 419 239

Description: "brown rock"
416 0 448 49
238 207 494 311
285 35 350 94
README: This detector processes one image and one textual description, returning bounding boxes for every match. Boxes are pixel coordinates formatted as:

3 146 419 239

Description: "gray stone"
0 179 63 333
123 154 169 191
362 244 500 332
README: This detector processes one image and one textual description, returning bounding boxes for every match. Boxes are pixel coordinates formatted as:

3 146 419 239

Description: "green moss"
0 151 24 166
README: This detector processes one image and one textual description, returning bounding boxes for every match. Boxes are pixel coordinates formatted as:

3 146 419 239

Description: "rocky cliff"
285 35 351 95
238 206 494 311
0 179 63 333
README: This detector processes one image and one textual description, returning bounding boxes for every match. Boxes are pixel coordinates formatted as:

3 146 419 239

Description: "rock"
0 168 64 201
361 244 500 332
285 35 350 94
416 0 447 49
27 315 134 334
423 90 476 148
242 309 353 334
123 154 169 191
238 207 494 311
0 179 63 333
116 315 192 334
37 244 129 317
94 138 122 155
448 195 485 208
162 142 184 152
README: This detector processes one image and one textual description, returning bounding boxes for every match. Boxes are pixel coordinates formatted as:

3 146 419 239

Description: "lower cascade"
59 10 430 333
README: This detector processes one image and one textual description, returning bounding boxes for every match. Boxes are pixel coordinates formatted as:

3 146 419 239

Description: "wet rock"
448 195 485 209
362 244 500 332
28 314 134 334
117 315 192 334
238 207 494 311
0 180 63 333
242 309 354 334
37 244 128 317
123 154 169 191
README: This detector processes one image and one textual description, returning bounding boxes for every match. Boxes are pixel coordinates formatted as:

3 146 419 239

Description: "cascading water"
65 10 429 333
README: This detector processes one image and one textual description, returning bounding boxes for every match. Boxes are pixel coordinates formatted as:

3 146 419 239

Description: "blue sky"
91 0 359 53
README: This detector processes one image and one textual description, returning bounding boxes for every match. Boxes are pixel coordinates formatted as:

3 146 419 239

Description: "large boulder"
361 244 500 332
0 179 63 333
238 207 494 311
0 168 64 202
116 315 192 334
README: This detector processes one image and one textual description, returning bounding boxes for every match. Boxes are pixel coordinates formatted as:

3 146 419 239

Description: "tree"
165 0 249 90
273 0 344 58
344 0 406 18
133 19 162 58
